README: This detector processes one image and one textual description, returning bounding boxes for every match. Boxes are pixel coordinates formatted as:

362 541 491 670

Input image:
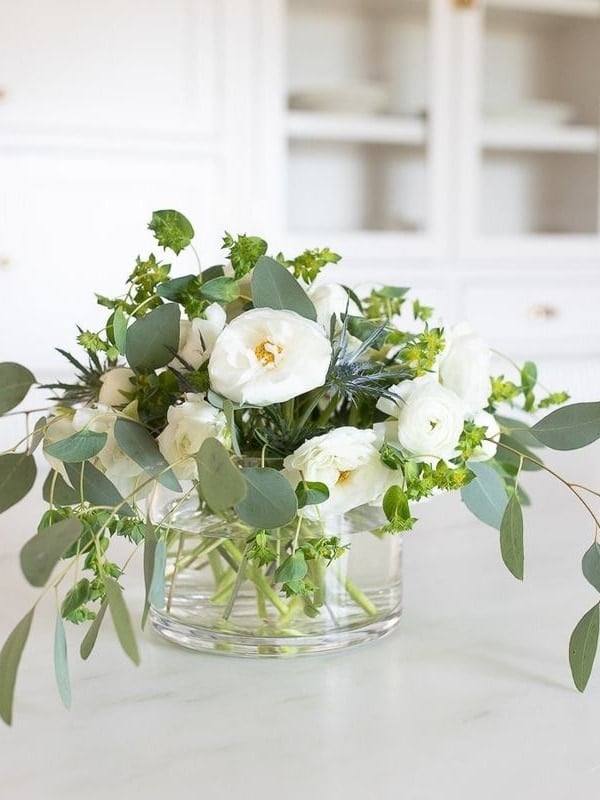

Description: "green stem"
339 573 378 617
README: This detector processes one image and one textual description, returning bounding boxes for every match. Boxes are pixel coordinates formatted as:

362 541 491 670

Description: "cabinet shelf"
481 123 599 153
286 111 426 146
485 0 600 18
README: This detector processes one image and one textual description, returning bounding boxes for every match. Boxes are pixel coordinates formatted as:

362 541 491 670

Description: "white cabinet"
251 0 600 397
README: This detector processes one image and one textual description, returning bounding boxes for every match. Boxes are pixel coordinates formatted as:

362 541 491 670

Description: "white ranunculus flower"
307 283 361 331
283 427 393 517
98 367 135 407
438 323 491 414
208 308 332 406
173 303 227 369
469 410 501 462
157 394 229 480
377 378 466 463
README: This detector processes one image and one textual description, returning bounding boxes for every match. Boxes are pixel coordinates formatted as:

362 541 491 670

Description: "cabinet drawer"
460 280 600 354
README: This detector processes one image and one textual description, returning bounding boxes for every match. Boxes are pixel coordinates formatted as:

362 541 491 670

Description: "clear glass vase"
148 495 403 657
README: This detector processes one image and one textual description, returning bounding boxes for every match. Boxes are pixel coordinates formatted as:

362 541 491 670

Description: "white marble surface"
1 447 600 800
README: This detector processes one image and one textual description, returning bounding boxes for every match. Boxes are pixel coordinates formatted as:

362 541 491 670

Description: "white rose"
157 394 229 480
72 404 115 435
307 283 361 331
173 303 227 369
284 427 392 517
208 308 332 406
438 323 491 413
98 367 135 407
469 410 500 462
377 378 465 463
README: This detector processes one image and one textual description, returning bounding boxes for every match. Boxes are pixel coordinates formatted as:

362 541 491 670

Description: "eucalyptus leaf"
27 416 47 455
461 461 508 530
274 551 308 584
495 416 542 450
61 578 91 618
148 209 194 255
499 495 524 580
223 400 241 457
112 308 128 355
105 577 140 666
582 543 600 593
149 540 167 609
195 438 247 512
44 429 107 463
125 302 181 372
0 453 37 513
296 481 329 508
250 256 317 321
54 613 71 710
157 274 197 302
65 462 134 517
20 517 84 587
114 418 181 492
0 607 34 726
42 470 80 506
569 603 600 693
202 265 226 282
495 434 543 472
531 402 600 451
383 485 410 523
200 276 240 303
142 523 158 629
0 362 36 414
235 467 298 529
80 600 108 660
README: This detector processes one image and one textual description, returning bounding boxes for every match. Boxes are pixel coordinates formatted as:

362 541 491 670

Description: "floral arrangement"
1 209 600 726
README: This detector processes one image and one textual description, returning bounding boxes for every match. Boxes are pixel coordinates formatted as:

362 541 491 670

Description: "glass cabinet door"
283 0 446 255
456 0 600 256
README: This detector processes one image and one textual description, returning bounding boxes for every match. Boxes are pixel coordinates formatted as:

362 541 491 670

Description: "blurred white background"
0 0 599 399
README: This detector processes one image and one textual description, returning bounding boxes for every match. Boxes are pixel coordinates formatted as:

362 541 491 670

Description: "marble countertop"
1 447 600 800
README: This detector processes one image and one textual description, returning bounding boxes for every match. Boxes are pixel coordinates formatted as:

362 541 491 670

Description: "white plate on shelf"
289 82 390 115
483 100 576 126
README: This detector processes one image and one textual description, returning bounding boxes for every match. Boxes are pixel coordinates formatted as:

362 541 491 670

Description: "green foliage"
235 467 298 529
142 524 158 628
279 247 341 284
148 209 194 255
134 369 181 434
128 254 171 310
44 429 107 463
379 443 405 471
0 608 35 725
489 376 520 405
42 470 80 506
104 577 140 666
222 232 267 279
201 276 240 303
499 495 524 580
274 551 308 584
149 540 167 609
0 362 36 414
20 518 84 587
457 422 487 461
43 349 106 405
0 453 37 513
582 543 600 593
295 481 329 508
412 298 433 322
538 391 570 410
382 485 416 533
54 613 71 710
461 461 508 530
125 302 180 372
363 286 409 321
64 462 134 517
195 438 247 512
250 256 317 321
80 601 108 660
390 327 445 376
61 578 93 623
531 402 600 451
114 418 181 492
246 531 277 567
108 308 128 355
569 603 599 693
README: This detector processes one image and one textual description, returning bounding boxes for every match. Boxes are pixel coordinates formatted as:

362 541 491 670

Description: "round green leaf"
250 256 317 321
274 551 308 584
531 402 600 451
195 438 247 512
200 276 240 303
125 302 181 372
20 517 84 587
0 362 36 415
569 603 600 693
42 470 80 506
235 467 298 529
461 462 508 530
44 429 107 463
0 453 37 513
64 462 134 517
295 481 329 508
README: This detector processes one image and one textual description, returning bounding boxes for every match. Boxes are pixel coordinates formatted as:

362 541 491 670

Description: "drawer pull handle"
0 257 11 269
0 87 6 101
528 304 559 321
454 0 476 8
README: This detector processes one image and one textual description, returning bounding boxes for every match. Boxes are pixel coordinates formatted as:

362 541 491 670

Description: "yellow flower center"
254 340 282 366
337 470 352 484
